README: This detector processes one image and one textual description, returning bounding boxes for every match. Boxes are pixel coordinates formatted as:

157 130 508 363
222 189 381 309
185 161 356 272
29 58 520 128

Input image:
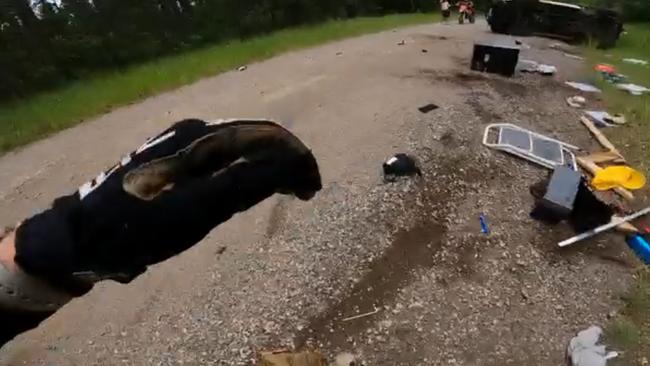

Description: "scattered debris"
565 81 601 93
383 154 422 181
471 42 520 77
483 123 579 170
341 308 380 322
336 51 343 56
518 59 539 72
418 103 439 114
518 60 557 75
626 234 650 265
577 157 634 201
334 353 357 366
585 111 616 127
558 206 650 247
577 116 635 201
617 83 650 95
530 176 613 232
564 52 585 60
623 58 648 66
567 96 586 108
237 66 248 72
549 42 573 53
421 49 428 53
480 214 489 234
600 71 626 84
515 39 531 49
397 40 405 46
260 350 327 366
580 117 623 157
567 326 619 366
537 64 557 75
595 63 616 74
592 166 646 191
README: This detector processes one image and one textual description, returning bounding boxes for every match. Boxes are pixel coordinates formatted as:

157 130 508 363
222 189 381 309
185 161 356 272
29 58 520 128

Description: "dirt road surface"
0 21 639 365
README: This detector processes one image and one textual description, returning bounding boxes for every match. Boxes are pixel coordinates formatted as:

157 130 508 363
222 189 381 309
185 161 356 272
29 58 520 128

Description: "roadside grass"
584 23 650 365
0 13 439 154
582 23 650 166
606 268 650 365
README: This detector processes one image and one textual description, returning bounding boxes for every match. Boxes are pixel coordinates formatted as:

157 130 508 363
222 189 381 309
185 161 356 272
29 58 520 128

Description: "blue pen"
480 214 489 234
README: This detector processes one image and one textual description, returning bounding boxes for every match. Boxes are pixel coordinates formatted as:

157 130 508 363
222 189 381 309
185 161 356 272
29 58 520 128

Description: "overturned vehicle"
487 0 623 48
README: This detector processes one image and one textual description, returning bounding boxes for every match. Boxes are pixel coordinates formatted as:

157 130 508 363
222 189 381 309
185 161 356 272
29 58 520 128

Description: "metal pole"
558 206 650 248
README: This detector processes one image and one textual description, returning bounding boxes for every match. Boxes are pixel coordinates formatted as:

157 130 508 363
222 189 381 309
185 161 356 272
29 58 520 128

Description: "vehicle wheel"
469 15 476 24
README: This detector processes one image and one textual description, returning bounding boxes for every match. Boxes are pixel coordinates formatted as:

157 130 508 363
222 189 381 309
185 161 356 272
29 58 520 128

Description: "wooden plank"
577 156 635 201
586 151 626 164
580 117 623 158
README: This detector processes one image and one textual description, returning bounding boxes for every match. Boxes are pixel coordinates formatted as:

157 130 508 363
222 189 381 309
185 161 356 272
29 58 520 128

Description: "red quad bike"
458 1 476 24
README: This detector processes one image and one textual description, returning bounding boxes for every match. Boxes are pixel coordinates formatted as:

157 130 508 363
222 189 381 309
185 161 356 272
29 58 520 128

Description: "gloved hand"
15 119 322 286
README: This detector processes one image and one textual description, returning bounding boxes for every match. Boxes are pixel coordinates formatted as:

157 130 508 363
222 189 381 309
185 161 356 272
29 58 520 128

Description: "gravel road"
0 21 639 365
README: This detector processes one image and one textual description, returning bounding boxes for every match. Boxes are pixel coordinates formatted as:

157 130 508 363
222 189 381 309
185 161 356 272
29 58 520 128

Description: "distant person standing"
440 0 451 21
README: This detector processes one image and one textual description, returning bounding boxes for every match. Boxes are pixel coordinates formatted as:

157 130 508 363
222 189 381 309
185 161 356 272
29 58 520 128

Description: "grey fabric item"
567 326 618 366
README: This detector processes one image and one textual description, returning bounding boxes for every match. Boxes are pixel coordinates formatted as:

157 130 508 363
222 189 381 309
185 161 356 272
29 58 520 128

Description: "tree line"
0 0 439 101
1 0 649 102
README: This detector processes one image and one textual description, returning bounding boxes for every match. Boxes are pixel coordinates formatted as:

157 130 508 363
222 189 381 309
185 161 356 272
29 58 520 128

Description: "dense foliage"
0 0 438 101
1 0 648 101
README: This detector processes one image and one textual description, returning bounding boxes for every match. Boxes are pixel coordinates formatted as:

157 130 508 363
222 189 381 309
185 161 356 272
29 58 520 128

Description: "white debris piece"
518 59 539 72
537 64 557 75
565 81 602 93
623 58 648 66
567 326 618 366
567 96 586 108
518 60 557 75
617 83 650 96
585 111 616 127
237 66 248 72
564 52 585 60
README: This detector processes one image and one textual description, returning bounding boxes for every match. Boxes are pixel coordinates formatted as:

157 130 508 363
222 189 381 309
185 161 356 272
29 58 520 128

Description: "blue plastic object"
480 214 489 235
627 234 650 265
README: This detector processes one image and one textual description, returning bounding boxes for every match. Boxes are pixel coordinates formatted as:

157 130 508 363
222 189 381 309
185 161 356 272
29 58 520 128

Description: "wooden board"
580 117 624 159
586 151 626 164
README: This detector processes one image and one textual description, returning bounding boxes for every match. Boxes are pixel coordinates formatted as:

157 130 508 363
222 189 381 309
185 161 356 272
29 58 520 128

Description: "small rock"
641 357 648 365
336 51 343 56
397 40 405 46
237 66 248 72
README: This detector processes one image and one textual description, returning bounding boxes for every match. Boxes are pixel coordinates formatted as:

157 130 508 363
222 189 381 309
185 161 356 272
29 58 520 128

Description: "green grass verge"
586 23 650 365
606 269 650 365
582 23 650 165
0 13 439 153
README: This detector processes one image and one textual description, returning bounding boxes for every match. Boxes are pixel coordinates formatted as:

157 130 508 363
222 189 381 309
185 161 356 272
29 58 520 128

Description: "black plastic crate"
471 42 520 77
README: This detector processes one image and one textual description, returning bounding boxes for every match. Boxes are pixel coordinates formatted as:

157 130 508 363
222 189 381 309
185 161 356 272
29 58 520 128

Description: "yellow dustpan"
592 166 646 191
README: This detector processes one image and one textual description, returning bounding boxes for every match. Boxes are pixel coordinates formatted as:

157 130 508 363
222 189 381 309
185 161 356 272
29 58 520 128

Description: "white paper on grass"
623 58 648 66
617 83 650 95
585 111 615 127
565 81 602 93
567 326 618 366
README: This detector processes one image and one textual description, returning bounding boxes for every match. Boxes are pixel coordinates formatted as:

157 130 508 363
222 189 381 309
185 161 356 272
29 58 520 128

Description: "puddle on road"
295 221 445 349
